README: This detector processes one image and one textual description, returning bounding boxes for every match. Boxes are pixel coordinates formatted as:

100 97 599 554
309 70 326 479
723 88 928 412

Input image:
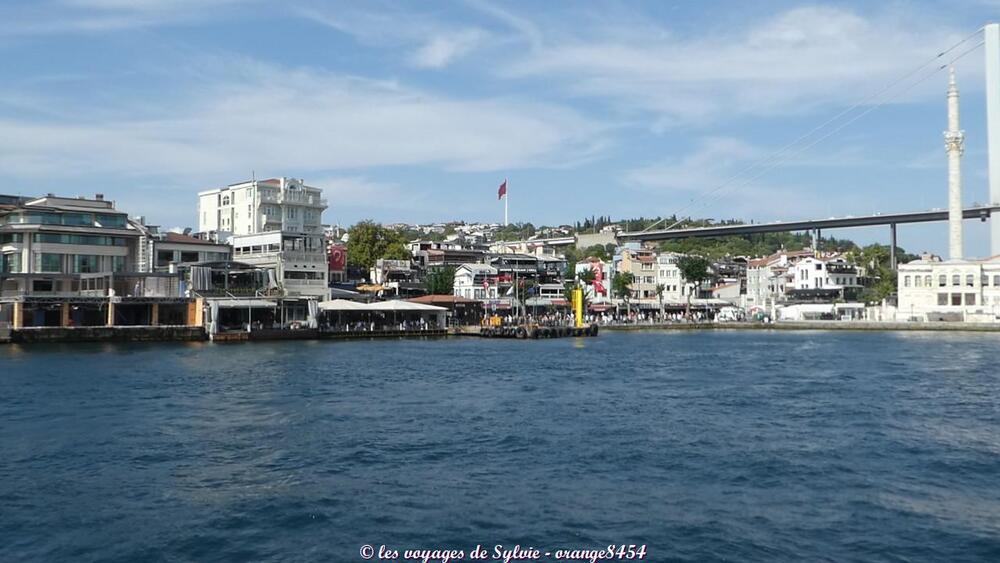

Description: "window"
939 275 947 287
951 293 962 306
994 275 1000 287
180 251 199 263
32 233 126 246
156 250 174 267
966 274 975 287
952 274 960 286
925 275 932 287
983 275 990 287
222 195 230 205
32 279 54 292
112 256 126 272
938 293 948 306
904 276 911 287
34 253 62 273
965 293 977 306
61 213 93 226
95 214 126 228
1 252 21 273
915 276 922 287
0 233 23 243
815 263 822 270
71 255 101 273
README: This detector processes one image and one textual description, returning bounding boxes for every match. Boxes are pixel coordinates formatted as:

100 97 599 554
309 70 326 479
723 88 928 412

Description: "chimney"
95 193 104 201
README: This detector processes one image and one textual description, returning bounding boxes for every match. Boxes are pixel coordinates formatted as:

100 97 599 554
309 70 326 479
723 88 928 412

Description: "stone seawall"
11 326 207 343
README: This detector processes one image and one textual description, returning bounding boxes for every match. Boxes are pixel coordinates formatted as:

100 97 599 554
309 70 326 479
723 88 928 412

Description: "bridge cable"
637 26 985 235
674 39 986 227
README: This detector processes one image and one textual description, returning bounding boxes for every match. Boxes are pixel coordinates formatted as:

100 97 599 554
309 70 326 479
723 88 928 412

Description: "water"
2 331 1000 563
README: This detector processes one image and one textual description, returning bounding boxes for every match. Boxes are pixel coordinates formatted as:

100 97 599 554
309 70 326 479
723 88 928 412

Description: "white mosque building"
897 24 1000 322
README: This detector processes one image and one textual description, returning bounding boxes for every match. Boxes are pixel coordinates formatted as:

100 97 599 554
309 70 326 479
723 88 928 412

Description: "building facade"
897 256 1000 322
0 194 198 328
453 264 499 301
198 177 329 299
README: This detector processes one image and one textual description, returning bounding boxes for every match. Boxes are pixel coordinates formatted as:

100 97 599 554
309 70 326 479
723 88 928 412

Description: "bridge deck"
617 206 1000 241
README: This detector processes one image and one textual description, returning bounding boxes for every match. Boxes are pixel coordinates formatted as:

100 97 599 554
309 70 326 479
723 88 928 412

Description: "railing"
257 192 327 207
285 279 326 286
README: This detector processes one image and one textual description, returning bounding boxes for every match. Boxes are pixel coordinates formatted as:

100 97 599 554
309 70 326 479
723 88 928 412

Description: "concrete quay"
601 321 1000 333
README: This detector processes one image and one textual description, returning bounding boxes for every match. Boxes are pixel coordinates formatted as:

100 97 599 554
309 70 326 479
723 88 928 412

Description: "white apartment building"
744 250 814 310
198 177 326 236
453 264 499 301
197 177 328 299
788 257 861 292
897 256 1000 322
654 252 687 303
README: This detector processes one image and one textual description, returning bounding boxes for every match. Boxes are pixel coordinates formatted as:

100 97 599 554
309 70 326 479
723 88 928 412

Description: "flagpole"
504 177 508 226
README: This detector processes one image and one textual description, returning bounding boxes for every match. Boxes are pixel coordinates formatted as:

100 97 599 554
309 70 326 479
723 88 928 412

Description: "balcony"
258 192 326 207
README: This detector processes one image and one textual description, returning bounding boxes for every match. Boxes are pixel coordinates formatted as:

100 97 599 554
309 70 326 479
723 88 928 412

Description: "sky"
1 0 999 256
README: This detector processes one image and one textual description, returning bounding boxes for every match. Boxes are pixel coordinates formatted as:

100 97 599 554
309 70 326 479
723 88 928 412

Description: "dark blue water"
2 331 1000 562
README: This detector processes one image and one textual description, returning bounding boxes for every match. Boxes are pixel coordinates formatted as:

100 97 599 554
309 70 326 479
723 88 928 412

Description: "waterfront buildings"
0 194 199 328
452 264 499 301
654 252 688 304
897 255 1000 321
369 258 423 298
744 249 816 312
131 219 231 273
618 246 658 303
198 177 329 300
409 240 486 270
787 256 862 295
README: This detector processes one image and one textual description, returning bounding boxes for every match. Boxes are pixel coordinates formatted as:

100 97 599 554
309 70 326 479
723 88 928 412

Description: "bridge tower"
945 67 965 260
986 23 1000 256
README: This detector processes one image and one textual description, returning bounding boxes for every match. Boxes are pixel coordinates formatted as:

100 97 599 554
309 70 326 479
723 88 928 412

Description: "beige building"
897 255 1000 322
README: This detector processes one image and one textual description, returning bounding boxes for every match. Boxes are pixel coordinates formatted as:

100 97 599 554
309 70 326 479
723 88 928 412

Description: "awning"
319 299 369 311
319 299 447 312
214 299 278 308
365 300 447 312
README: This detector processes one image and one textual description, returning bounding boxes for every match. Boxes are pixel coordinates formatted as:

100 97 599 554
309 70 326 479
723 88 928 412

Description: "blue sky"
1 0 999 256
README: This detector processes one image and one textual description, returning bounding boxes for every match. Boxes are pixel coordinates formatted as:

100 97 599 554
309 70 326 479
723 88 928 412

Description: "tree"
582 244 611 262
578 267 596 285
424 266 456 295
346 220 411 272
612 271 634 317
677 255 712 318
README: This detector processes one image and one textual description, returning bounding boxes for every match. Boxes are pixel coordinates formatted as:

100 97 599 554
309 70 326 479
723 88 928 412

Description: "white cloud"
411 30 485 69
627 137 764 191
500 6 975 123
0 0 249 35
0 61 606 183
624 137 835 220
301 5 488 69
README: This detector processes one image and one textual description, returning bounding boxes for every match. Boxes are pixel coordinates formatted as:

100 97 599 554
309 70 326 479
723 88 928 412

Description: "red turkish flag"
498 180 507 200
